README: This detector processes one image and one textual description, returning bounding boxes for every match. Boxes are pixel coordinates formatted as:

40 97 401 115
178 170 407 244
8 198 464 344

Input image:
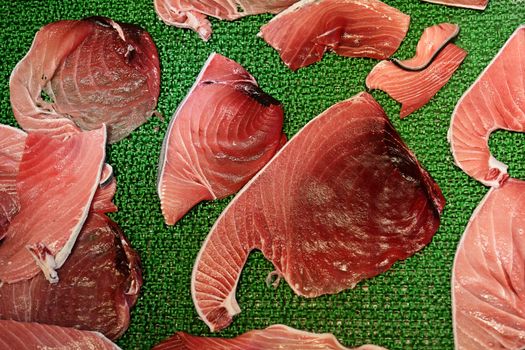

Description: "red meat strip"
157 53 285 225
366 24 466 118
153 325 388 350
0 124 26 237
422 0 488 10
448 26 525 187
452 179 525 349
191 92 445 331
9 17 160 143
154 0 298 41
0 320 120 349
258 0 410 70
0 126 106 284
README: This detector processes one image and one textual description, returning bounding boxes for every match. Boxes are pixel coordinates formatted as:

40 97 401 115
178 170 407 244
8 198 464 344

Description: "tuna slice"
153 0 299 41
157 53 286 225
452 179 525 349
448 26 525 187
191 92 445 331
0 320 120 349
0 124 26 237
152 324 388 350
366 23 467 118
0 126 106 284
0 212 142 340
9 17 160 143
258 0 410 71
422 0 488 10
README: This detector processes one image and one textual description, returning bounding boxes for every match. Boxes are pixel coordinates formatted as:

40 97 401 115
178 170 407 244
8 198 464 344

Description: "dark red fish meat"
366 23 466 118
154 0 298 41
258 0 410 70
10 17 160 143
0 320 120 349
452 179 525 349
422 0 488 10
0 124 26 238
0 126 106 284
157 53 285 225
153 325 388 350
191 92 444 331
448 26 525 187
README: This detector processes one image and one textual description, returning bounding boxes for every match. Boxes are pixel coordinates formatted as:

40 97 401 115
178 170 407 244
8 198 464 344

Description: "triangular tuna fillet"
0 212 142 340
157 53 285 225
0 124 26 237
0 320 120 350
191 92 445 331
154 0 299 41
366 23 466 118
452 179 525 349
153 325 388 350
0 126 106 284
258 0 410 70
448 26 525 187
422 0 488 10
10 17 160 143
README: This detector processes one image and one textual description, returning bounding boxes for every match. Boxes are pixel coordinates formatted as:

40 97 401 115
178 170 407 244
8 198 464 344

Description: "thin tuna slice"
366 26 466 118
92 164 118 215
0 126 106 284
154 0 298 41
422 0 488 10
0 213 142 340
452 179 525 349
153 325 388 350
191 92 445 331
158 53 285 225
0 320 120 350
448 26 525 187
258 0 410 71
0 125 26 237
10 17 160 143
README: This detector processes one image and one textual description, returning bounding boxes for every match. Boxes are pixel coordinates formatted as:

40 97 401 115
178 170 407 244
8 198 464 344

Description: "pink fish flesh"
258 0 410 70
157 53 285 225
191 92 445 331
422 0 488 10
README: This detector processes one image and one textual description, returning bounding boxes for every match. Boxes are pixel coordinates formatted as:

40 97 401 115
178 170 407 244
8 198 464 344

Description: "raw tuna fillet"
157 53 285 225
154 0 298 41
0 126 106 284
366 24 466 118
0 320 120 349
9 17 160 143
258 0 410 70
191 92 445 331
153 324 388 350
0 124 26 237
452 179 525 349
422 0 488 10
92 165 118 215
448 26 525 187
0 212 142 340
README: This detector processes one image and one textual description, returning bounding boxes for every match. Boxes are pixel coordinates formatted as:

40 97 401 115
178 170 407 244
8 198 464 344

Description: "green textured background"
1 1 524 349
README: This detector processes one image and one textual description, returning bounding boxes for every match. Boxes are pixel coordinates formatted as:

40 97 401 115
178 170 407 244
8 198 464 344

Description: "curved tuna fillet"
157 53 285 225
153 324 388 350
258 0 410 71
154 0 298 41
422 0 488 10
191 92 445 331
452 179 525 349
10 17 160 143
0 126 106 284
366 25 466 118
448 26 525 187
0 125 26 237
0 213 142 340
391 23 460 71
0 320 120 349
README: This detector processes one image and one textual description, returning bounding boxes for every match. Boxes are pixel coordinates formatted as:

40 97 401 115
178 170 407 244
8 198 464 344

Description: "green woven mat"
1 1 524 349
